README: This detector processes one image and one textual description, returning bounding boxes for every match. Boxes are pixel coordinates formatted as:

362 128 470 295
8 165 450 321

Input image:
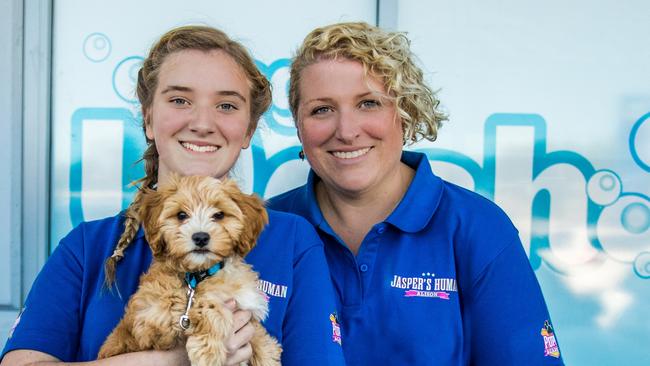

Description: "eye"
212 211 225 220
170 98 189 106
177 211 189 221
311 106 333 116
359 99 381 109
217 103 238 111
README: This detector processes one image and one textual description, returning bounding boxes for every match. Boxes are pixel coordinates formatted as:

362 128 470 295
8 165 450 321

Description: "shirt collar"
299 150 443 234
385 151 444 232
303 170 331 232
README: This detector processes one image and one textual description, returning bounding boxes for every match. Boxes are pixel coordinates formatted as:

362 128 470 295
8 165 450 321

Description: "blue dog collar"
184 262 223 289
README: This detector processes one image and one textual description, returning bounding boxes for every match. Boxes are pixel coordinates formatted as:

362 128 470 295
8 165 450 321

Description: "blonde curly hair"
289 22 447 144
104 25 271 289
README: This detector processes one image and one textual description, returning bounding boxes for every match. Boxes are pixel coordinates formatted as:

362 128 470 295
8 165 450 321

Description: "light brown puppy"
98 175 281 366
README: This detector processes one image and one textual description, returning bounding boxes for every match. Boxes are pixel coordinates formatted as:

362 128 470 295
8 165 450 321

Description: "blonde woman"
270 22 564 365
2 26 345 366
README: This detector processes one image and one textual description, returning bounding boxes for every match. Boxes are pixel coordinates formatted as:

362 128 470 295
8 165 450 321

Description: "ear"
242 129 253 149
143 107 154 141
139 187 167 257
224 180 269 256
296 120 303 143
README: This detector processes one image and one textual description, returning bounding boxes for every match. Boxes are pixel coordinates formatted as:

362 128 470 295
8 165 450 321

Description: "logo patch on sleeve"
329 312 342 345
541 320 560 358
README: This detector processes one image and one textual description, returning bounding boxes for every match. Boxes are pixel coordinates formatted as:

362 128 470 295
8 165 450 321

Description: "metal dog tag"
179 314 191 330
179 286 195 330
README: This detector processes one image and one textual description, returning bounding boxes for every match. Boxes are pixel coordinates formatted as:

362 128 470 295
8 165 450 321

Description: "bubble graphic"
621 202 650 234
629 112 650 172
633 252 650 279
112 56 144 104
270 65 290 113
596 195 650 262
129 63 139 82
600 175 614 190
83 33 111 62
255 58 295 136
586 170 621 206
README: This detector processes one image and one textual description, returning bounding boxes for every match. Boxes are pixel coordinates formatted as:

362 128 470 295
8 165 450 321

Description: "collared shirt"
269 151 564 366
2 210 345 365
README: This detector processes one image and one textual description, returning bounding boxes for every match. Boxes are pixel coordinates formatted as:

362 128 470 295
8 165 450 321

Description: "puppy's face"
140 175 268 272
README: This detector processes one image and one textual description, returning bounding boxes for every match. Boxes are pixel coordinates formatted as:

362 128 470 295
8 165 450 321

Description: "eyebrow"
303 91 377 105
160 85 247 102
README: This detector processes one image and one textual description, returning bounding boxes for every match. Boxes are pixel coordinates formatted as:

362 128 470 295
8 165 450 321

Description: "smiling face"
296 58 405 197
145 49 253 185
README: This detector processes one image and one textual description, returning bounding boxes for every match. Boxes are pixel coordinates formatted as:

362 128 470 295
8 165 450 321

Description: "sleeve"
280 222 346 366
465 238 565 365
1 226 85 361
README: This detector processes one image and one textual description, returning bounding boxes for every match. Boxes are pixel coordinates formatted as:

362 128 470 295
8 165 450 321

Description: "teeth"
182 142 218 153
332 147 371 159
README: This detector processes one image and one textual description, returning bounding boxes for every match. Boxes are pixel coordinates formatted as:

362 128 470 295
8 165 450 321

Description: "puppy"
98 175 281 366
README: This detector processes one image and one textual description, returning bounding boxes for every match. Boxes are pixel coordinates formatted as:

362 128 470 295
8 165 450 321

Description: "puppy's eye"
212 211 225 221
177 211 189 221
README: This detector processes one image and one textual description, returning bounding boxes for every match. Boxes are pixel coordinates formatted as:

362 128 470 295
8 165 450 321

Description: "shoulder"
251 208 323 262
65 213 126 241
55 213 128 263
439 180 518 238
262 209 321 245
267 184 307 213
435 181 529 290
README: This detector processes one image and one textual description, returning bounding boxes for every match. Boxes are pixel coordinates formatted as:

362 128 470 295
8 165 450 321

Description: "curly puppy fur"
98 175 281 366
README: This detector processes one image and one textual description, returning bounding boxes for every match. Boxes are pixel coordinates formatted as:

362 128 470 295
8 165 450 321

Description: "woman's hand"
224 299 255 366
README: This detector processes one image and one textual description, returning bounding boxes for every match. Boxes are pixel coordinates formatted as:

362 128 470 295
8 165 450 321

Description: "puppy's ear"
224 180 269 256
139 187 167 257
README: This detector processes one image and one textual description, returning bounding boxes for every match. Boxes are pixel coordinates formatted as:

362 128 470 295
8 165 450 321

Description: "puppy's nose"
192 232 210 248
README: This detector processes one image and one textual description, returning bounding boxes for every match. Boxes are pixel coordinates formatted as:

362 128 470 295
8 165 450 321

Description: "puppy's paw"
249 323 282 366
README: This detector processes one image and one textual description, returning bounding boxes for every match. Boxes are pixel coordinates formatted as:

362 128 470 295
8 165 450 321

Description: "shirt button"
377 226 385 234
359 264 369 272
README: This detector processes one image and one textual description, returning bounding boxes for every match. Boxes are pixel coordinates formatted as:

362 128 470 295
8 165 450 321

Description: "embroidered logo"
541 320 560 358
390 272 457 300
257 279 288 298
330 313 342 345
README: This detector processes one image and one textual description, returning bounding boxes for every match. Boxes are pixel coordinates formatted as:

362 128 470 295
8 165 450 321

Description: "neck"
316 162 414 254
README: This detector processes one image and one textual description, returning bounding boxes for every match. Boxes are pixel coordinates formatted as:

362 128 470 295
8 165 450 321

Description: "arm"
1 348 189 366
280 224 345 366
466 239 564 365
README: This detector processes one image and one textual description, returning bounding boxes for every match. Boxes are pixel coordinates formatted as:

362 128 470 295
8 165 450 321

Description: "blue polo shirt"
2 210 345 365
269 151 563 365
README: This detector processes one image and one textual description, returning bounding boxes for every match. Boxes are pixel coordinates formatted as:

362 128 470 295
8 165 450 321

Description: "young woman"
270 22 564 365
1 26 345 366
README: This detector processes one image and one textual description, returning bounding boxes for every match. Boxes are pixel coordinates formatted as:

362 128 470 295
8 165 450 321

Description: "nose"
189 106 216 135
192 232 210 248
334 109 360 143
